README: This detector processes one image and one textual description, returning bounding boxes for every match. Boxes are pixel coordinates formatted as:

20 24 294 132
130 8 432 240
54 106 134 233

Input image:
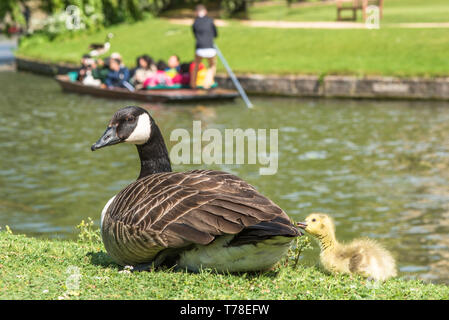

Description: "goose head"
91 106 153 151
297 213 335 238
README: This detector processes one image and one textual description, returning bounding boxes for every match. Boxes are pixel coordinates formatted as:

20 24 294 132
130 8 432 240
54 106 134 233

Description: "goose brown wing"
106 170 295 249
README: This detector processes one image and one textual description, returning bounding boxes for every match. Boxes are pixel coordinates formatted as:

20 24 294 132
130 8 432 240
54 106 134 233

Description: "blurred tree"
3 0 255 33
0 0 26 28
169 0 252 18
286 0 306 8
40 0 157 25
221 0 250 18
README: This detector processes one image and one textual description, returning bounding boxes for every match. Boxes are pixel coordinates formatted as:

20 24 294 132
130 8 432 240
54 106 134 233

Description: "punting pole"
214 44 253 109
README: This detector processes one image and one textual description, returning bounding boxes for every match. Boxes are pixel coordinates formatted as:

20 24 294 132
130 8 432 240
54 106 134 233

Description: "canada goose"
89 33 113 57
298 213 396 281
91 106 301 272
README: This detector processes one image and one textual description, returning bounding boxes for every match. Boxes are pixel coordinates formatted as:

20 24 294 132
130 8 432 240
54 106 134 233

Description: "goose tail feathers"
227 216 301 247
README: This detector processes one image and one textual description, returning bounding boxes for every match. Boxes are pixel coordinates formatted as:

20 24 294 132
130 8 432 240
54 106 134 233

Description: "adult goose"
89 33 113 57
91 106 301 272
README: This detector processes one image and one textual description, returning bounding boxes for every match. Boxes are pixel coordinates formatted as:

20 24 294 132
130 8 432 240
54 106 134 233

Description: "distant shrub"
221 0 251 18
39 5 103 38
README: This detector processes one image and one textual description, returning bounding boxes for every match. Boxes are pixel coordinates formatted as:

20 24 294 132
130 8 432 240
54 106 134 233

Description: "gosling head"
91 106 154 151
297 213 335 238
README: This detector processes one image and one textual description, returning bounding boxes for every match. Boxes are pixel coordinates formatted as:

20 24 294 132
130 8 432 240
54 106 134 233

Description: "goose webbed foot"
131 263 156 272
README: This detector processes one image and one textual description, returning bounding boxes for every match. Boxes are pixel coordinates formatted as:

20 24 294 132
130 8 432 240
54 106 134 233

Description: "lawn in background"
17 18 449 77
248 0 449 23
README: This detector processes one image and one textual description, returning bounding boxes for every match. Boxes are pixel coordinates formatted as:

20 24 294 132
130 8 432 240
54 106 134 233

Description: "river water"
1 66 449 284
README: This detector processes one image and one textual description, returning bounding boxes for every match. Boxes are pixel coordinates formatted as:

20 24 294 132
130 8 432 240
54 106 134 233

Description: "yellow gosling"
298 213 397 281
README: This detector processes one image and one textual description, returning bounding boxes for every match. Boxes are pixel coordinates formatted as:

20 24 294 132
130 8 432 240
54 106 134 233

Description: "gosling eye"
312 218 316 222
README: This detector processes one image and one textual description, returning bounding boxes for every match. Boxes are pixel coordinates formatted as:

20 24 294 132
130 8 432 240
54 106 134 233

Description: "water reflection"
0 71 449 284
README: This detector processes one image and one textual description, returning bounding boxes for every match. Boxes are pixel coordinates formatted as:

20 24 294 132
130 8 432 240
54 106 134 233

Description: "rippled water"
1 71 449 284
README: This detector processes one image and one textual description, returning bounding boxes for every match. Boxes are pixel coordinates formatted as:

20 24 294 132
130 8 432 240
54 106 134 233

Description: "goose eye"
312 219 316 222
125 117 134 122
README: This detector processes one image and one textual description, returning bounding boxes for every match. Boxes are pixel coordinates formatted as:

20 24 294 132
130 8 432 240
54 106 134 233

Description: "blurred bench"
336 0 383 21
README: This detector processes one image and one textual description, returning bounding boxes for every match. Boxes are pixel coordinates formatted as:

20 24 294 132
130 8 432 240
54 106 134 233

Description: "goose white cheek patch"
125 113 151 145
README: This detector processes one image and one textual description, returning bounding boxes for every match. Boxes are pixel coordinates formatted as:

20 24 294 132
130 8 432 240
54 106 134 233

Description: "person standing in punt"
190 4 218 89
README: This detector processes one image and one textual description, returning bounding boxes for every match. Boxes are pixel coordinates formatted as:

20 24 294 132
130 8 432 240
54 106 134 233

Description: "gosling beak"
91 126 122 151
297 222 307 229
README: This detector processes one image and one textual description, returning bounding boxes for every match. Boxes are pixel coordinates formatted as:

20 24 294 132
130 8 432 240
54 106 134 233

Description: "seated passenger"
172 62 191 85
189 61 207 87
77 54 93 82
81 58 102 87
104 58 132 90
165 55 181 79
110 52 124 66
91 57 110 84
143 60 173 88
130 55 156 90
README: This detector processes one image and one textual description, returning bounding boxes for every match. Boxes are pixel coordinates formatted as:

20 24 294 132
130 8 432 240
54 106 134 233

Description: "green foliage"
76 218 102 245
32 0 170 39
29 1 104 39
40 0 171 25
0 0 25 23
34 0 177 38
40 6 104 38
221 0 251 18
0 0 26 34
2 0 253 34
284 234 313 269
4 225 13 235
286 0 306 7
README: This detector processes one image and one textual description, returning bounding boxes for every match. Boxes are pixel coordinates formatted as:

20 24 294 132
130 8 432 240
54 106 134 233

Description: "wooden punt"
55 75 239 103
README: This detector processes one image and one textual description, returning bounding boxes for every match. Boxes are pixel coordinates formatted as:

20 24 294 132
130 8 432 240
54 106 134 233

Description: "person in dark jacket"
92 57 110 83
191 4 218 89
104 58 133 90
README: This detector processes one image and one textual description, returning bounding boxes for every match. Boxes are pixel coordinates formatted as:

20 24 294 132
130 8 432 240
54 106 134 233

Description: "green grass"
1 226 448 300
17 18 449 77
249 1 337 22
248 0 449 23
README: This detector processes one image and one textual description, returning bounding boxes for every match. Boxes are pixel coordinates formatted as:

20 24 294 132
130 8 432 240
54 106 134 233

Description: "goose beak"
297 222 307 230
91 126 122 151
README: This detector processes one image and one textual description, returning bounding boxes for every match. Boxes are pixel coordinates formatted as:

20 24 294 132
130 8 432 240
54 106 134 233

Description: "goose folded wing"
108 170 289 248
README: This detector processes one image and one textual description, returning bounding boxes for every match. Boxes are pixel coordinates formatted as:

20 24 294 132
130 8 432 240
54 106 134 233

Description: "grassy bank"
0 226 448 300
16 17 449 78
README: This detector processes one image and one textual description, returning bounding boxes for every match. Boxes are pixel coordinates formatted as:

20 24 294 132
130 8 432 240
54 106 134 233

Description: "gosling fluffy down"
298 213 397 281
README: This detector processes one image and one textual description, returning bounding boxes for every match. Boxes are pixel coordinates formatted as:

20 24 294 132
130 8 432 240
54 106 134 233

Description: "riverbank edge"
15 56 449 101
1 230 449 299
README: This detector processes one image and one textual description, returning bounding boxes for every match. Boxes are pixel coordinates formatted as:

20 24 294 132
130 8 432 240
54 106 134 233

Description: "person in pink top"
143 61 173 88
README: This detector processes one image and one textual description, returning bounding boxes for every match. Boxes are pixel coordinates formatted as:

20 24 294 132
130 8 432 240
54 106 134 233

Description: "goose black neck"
136 124 172 179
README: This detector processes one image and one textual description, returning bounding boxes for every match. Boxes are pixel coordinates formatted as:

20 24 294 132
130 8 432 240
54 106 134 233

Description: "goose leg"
132 262 156 272
132 248 179 272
